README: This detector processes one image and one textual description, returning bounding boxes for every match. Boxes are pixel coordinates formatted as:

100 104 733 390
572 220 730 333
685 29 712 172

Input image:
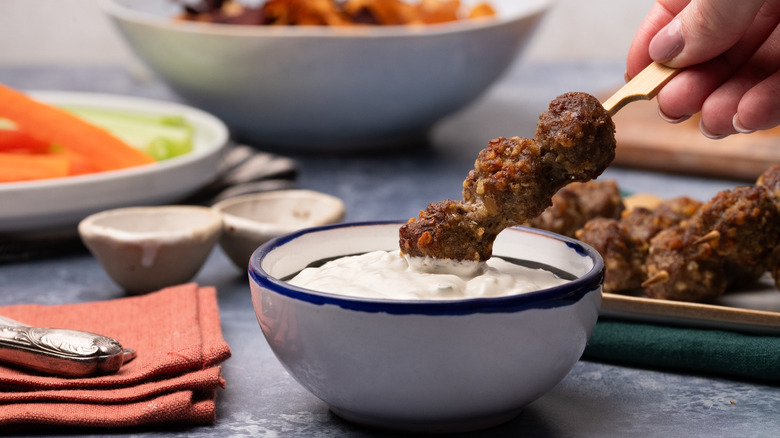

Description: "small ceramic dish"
78 206 222 294
213 190 345 270
248 222 604 433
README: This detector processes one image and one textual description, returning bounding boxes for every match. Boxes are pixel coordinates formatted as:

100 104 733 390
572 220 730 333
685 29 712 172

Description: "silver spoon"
0 315 136 377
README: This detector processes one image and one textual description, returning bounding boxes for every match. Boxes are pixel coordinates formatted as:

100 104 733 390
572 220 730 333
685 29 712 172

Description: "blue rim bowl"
248 221 604 433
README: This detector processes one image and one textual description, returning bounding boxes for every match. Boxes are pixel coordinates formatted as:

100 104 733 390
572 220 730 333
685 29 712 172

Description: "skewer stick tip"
641 270 670 288
693 230 721 246
602 62 680 116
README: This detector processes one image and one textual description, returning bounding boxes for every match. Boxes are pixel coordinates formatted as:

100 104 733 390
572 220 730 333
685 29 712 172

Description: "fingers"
658 60 780 138
653 1 780 136
699 60 780 138
654 63 722 120
734 70 780 132
657 59 780 138
626 0 687 78
699 69 763 139
650 0 766 67
626 0 780 137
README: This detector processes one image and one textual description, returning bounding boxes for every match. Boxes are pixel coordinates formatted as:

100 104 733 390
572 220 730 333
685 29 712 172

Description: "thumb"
649 0 765 67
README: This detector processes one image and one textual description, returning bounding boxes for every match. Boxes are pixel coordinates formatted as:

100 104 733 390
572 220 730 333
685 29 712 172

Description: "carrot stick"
59 148 101 176
0 128 52 154
0 152 70 182
0 83 155 172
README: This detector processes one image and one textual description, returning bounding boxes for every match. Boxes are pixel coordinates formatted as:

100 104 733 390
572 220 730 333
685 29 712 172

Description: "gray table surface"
1 62 779 437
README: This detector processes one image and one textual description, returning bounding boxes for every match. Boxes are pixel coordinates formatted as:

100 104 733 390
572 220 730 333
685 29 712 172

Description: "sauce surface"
288 250 569 300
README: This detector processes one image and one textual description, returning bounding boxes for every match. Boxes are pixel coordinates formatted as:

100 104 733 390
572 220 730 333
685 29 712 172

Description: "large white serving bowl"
100 0 551 151
248 222 604 433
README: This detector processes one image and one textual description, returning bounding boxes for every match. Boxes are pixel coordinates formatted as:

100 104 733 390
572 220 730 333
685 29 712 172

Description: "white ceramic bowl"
100 0 550 151
79 205 223 294
249 222 604 433
213 189 345 270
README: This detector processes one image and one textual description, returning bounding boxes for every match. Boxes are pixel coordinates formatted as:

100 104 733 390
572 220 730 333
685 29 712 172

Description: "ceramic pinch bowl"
248 222 604 434
78 206 222 294
213 190 345 270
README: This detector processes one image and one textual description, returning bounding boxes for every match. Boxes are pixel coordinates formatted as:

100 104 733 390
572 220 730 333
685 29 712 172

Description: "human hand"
626 0 780 138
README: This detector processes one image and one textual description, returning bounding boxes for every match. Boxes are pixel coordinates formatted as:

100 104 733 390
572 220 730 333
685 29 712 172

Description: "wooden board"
610 98 780 181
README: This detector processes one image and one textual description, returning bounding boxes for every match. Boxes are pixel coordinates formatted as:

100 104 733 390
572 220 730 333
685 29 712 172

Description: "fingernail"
657 106 691 124
649 17 684 63
733 114 756 134
699 119 727 140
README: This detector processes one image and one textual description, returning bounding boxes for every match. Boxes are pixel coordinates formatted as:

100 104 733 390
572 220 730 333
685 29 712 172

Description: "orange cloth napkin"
0 283 231 429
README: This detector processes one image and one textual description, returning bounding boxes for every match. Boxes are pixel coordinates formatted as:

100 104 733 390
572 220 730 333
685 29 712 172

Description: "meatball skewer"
524 180 625 238
399 92 617 262
640 165 780 301
575 196 701 293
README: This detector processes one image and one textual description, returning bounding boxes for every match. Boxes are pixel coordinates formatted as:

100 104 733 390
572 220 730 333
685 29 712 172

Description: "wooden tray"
600 275 780 335
610 99 780 181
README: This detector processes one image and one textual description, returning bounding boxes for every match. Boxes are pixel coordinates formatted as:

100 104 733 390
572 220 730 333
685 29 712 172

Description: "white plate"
0 91 229 235
600 274 780 335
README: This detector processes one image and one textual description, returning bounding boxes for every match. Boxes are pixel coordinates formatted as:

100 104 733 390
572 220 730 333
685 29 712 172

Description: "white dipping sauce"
288 250 569 300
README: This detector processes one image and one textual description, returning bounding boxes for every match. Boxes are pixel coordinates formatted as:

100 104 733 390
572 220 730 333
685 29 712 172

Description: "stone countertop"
1 63 778 437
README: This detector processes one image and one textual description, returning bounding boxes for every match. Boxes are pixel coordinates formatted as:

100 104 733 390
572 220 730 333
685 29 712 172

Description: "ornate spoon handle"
0 315 136 377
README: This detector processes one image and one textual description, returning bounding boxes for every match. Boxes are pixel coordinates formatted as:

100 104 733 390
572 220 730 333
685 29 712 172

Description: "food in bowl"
100 0 551 150
249 222 604 433
288 249 570 300
178 0 496 26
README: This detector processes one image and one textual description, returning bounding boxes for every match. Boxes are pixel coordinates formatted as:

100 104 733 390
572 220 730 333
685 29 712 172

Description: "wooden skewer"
641 270 670 288
601 62 681 116
693 230 721 246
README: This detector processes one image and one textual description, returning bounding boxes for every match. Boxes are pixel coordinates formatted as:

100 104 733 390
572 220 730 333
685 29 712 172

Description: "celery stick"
0 118 17 130
60 105 194 161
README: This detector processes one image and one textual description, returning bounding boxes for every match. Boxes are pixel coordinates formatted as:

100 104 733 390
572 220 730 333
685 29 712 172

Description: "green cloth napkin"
583 319 780 383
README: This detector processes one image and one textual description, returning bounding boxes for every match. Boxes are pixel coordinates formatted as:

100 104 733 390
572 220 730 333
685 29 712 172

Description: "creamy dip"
288 250 570 300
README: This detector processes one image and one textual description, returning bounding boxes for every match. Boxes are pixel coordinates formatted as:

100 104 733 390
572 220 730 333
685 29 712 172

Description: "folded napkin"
0 283 231 429
583 319 780 383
